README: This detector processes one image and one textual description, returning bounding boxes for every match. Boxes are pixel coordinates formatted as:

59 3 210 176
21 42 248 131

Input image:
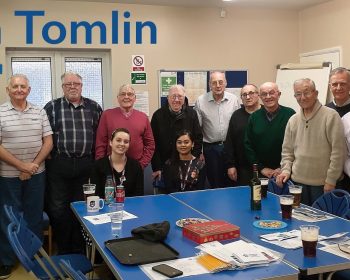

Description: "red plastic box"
183 220 240 244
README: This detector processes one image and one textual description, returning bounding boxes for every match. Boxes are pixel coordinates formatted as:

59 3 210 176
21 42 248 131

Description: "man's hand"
19 172 31 181
20 162 39 174
276 172 290 187
324 183 335 193
227 167 237 181
152 170 161 180
261 168 275 178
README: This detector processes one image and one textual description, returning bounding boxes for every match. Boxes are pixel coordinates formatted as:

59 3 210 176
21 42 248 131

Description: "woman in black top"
162 130 205 194
90 127 144 198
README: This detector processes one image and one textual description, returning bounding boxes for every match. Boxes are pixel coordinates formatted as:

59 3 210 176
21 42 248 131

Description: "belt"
203 141 224 146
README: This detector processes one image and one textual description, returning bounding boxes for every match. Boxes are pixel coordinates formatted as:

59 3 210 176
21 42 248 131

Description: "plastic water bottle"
104 175 115 204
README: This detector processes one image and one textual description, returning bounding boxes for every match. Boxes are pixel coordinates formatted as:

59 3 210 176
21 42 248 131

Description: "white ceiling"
59 0 332 10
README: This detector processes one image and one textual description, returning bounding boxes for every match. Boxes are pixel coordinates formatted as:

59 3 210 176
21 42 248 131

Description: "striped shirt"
0 101 53 177
44 97 102 158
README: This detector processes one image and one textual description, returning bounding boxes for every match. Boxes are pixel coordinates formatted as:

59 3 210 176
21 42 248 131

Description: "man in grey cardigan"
276 78 345 206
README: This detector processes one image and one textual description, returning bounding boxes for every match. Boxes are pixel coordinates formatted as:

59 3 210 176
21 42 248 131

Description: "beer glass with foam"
300 225 319 257
289 185 302 208
279 195 294 219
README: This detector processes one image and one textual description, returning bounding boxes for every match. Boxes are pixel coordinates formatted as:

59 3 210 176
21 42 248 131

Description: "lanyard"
109 156 126 186
179 159 193 191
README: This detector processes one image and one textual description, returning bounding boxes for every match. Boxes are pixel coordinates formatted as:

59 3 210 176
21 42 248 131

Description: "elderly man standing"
44 72 102 254
95 84 154 169
151 84 202 188
327 67 350 117
277 78 345 206
0 74 53 279
224 84 261 185
194 71 240 188
245 82 295 178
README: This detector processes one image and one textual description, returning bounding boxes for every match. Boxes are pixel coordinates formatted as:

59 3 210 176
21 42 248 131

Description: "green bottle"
250 164 261 210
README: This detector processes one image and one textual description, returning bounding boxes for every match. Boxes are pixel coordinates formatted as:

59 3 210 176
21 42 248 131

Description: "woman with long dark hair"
162 130 205 193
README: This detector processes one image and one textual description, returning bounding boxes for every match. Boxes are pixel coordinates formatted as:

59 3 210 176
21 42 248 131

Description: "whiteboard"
275 63 332 112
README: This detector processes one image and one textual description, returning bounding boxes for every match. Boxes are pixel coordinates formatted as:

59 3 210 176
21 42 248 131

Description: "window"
7 50 111 109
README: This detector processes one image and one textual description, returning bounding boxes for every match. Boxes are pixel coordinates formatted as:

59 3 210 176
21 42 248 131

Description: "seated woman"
90 127 144 198
162 130 205 194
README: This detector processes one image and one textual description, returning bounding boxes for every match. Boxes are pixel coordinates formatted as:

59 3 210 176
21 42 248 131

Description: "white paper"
320 244 350 260
83 210 137 225
140 257 209 280
134 91 149 116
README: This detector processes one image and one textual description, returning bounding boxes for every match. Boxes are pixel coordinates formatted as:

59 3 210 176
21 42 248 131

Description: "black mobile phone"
152 264 183 278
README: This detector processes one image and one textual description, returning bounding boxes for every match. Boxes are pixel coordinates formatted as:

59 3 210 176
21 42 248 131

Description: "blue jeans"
0 172 45 266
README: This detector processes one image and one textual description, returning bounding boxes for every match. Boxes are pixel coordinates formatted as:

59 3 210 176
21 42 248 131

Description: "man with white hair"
277 78 345 205
0 74 53 278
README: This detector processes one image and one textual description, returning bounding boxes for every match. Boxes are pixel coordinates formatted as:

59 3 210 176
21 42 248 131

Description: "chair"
312 189 350 217
59 260 87 280
7 218 92 279
268 177 293 195
4 204 53 255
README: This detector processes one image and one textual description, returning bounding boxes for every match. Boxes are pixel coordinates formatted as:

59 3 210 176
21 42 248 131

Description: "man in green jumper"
244 82 295 178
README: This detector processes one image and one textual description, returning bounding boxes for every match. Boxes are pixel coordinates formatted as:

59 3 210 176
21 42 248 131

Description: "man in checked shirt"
44 71 102 254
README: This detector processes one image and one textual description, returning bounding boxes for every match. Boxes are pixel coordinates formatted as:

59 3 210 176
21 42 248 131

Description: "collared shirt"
0 101 53 177
194 91 240 143
333 96 350 107
264 106 280 122
44 97 102 158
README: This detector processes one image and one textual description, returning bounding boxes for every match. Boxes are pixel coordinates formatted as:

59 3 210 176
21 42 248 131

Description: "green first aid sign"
161 76 176 94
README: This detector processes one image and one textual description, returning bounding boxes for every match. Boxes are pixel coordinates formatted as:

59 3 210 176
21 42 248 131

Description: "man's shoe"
0 265 12 280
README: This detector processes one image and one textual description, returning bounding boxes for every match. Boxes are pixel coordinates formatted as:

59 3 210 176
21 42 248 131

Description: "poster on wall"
184 71 207 106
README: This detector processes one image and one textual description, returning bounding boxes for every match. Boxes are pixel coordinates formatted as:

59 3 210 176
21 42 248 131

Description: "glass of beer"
259 178 269 199
289 185 302 208
83 184 96 202
300 225 319 257
279 195 294 219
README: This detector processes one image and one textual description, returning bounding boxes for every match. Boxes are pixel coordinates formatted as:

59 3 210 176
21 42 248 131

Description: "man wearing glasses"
95 84 154 169
44 71 102 254
277 78 345 206
224 84 261 185
151 84 202 191
195 71 240 188
245 82 295 179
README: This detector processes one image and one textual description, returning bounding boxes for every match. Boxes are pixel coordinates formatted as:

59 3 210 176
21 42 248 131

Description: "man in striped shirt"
0 74 53 279
44 72 102 254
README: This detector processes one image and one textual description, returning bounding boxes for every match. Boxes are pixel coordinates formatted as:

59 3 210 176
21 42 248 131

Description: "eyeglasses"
260 91 279 98
294 91 314 99
330 82 348 89
241 91 258 98
63 82 82 88
169 94 184 101
211 80 225 86
119 92 135 97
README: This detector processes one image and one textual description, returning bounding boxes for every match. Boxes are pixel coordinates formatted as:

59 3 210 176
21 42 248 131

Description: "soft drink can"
116 185 125 203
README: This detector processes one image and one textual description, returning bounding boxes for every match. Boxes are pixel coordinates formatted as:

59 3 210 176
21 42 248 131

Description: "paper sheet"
141 257 209 280
83 210 137 225
320 244 350 260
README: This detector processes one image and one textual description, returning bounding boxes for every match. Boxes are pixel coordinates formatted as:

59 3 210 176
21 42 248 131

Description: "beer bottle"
250 164 261 210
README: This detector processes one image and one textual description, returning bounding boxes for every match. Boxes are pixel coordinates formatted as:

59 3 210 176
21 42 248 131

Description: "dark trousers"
46 157 93 254
0 172 45 266
203 143 234 188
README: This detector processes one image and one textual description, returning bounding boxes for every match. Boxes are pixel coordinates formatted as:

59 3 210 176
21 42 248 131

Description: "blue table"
170 187 350 276
71 194 298 279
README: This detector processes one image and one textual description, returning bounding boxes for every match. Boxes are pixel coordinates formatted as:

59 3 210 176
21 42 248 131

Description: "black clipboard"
105 237 179 265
